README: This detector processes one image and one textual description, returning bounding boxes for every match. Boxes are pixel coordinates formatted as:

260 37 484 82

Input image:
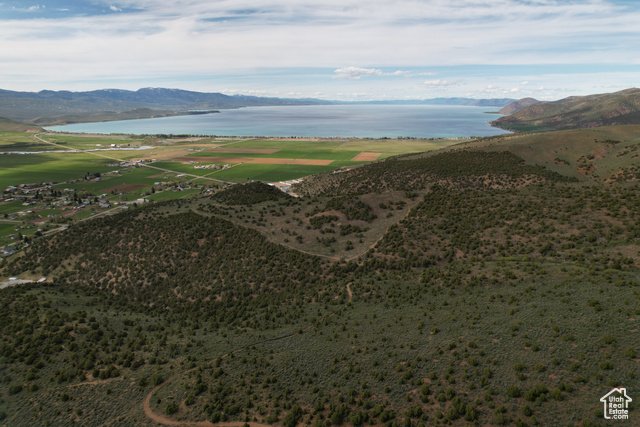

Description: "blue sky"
1 0 639 101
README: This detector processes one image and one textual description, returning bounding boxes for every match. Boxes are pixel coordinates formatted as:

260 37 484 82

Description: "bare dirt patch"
352 152 382 161
288 159 333 165
102 184 147 193
577 165 595 176
208 148 280 154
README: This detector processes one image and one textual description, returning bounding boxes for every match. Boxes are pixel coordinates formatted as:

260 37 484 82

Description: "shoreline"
44 105 511 140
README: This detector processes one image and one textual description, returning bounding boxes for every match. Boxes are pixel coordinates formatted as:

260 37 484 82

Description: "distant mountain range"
355 98 515 107
4 86 640 133
0 87 515 125
0 88 331 125
493 88 640 132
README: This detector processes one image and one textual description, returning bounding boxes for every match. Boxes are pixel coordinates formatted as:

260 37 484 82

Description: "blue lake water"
47 104 509 138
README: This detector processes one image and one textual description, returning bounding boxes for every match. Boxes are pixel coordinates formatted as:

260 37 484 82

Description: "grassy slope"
2 134 640 426
492 88 640 132
30 108 181 126
0 118 42 133
0 152 118 189
444 125 640 182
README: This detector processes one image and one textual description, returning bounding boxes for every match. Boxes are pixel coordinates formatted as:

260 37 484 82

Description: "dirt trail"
143 282 353 426
143 382 212 427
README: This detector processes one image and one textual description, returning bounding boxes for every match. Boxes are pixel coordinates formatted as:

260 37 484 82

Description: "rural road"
33 133 231 184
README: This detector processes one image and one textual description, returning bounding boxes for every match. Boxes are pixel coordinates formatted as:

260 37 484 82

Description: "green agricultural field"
0 152 118 189
43 134 148 150
194 138 461 160
56 168 161 194
150 161 218 177
221 139 345 150
32 208 63 217
0 222 17 245
208 163 338 183
333 138 464 154
190 149 362 161
0 200 27 215
147 188 201 201
0 132 54 152
1 133 465 190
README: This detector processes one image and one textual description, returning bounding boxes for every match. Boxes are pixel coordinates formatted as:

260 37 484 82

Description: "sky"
1 0 639 101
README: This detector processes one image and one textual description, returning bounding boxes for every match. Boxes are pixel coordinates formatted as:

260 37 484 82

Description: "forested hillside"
293 150 574 196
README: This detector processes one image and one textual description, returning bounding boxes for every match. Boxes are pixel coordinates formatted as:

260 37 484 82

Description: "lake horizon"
46 104 510 139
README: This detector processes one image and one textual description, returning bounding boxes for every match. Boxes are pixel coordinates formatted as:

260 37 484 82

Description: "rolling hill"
3 89 640 425
0 117 42 132
492 88 640 132
439 124 640 182
0 88 332 125
0 87 515 126
498 97 543 115
2 136 640 425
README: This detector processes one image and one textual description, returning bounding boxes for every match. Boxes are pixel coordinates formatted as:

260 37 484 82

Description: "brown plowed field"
289 159 333 165
352 151 381 161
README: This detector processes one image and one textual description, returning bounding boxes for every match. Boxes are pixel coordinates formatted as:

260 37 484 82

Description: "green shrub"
165 402 178 415
8 384 22 395
525 384 548 402
507 386 521 398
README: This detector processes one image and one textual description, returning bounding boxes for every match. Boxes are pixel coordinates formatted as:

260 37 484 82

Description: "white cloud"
10 4 45 12
333 67 406 80
1 0 639 100
221 88 281 96
422 79 459 89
